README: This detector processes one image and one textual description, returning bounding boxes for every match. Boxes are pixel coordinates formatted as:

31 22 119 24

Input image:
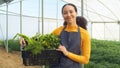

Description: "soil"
0 46 41 68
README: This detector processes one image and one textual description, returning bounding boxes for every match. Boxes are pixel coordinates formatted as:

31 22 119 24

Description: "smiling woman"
62 3 78 25
50 3 91 68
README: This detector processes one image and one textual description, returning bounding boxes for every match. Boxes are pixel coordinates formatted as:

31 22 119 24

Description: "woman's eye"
63 12 67 15
70 11 73 13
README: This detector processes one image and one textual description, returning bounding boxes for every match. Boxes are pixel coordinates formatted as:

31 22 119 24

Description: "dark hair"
76 16 87 30
62 3 77 14
63 16 88 30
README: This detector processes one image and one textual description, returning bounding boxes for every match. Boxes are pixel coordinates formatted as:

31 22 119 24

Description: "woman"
19 3 90 68
50 3 91 68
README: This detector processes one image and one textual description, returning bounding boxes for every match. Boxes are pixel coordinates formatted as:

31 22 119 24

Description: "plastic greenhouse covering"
0 0 120 41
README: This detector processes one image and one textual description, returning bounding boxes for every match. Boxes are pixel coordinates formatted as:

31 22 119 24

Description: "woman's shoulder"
57 26 64 29
54 26 64 31
51 26 64 35
79 27 90 36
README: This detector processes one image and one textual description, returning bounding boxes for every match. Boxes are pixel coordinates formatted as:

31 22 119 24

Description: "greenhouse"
0 0 120 68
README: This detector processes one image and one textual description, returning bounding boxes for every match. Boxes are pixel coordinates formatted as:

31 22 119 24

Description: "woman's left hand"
56 45 69 56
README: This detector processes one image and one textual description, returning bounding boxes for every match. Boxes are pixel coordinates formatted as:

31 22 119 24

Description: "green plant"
0 40 3 46
85 39 120 68
0 39 20 52
8 39 20 51
13 33 60 55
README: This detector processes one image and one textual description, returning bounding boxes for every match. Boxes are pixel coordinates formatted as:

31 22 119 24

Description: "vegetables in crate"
13 33 60 54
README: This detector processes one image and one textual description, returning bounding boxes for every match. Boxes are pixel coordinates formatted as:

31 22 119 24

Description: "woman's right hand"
56 45 69 56
19 38 26 46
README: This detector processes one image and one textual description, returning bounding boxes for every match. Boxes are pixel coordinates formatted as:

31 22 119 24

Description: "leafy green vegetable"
13 33 60 55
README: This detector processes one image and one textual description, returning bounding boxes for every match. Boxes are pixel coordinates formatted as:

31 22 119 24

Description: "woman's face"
62 5 78 25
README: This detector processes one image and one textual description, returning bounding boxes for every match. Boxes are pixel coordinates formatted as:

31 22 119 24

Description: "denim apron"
50 27 81 68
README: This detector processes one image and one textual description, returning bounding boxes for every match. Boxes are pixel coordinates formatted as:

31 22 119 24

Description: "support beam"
118 21 120 41
38 0 40 33
81 0 84 68
20 0 22 33
41 0 44 34
81 0 84 16
6 2 8 53
91 21 117 23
